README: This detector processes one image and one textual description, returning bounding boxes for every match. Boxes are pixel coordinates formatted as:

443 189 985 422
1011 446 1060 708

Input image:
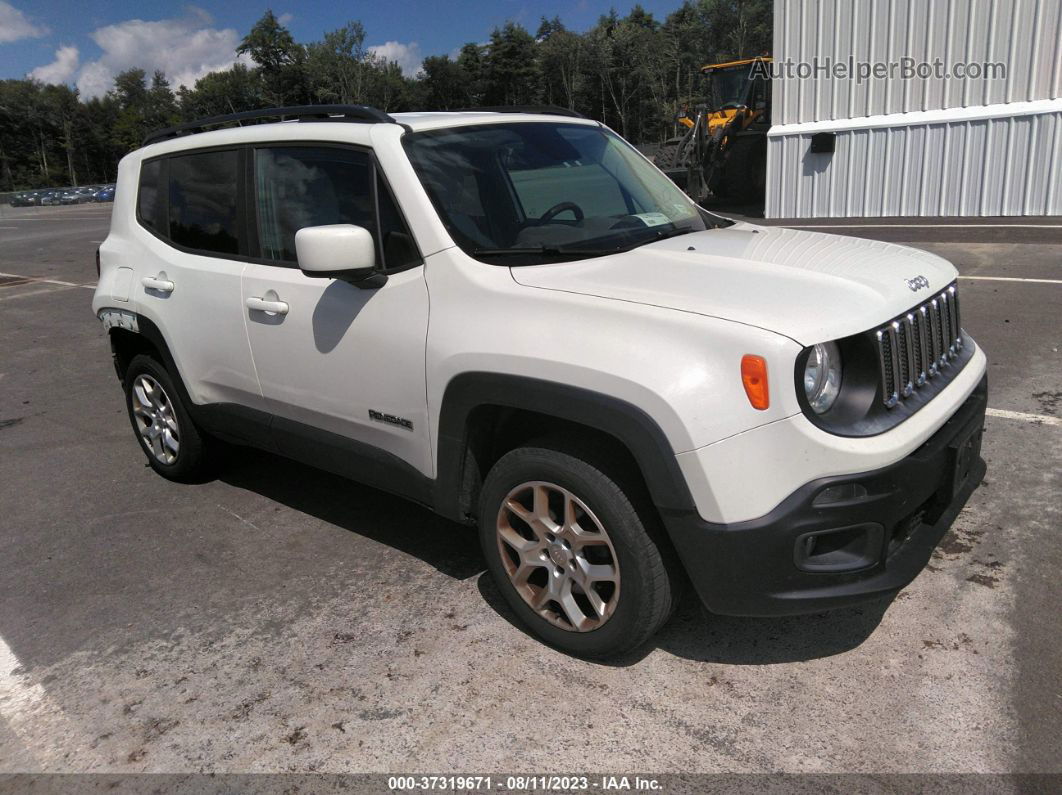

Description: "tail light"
95 247 101 277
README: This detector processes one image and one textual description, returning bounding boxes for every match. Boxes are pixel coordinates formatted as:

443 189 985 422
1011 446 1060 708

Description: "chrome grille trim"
874 282 963 408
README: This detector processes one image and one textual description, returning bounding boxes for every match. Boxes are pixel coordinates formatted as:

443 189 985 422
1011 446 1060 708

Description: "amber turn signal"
741 354 769 410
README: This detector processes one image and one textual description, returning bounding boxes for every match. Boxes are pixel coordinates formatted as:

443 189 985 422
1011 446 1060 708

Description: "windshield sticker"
632 212 672 227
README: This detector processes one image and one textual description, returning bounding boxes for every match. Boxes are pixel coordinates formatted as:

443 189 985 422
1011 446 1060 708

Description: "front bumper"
664 374 988 616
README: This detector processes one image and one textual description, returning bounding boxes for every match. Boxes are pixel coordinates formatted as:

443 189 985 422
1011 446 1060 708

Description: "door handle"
245 295 289 315
142 275 174 293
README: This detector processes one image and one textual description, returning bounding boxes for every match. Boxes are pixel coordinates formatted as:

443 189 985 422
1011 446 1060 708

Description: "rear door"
240 144 432 478
134 149 265 413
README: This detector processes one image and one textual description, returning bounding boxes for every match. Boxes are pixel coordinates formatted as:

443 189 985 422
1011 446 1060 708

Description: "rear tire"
478 445 676 658
124 354 212 482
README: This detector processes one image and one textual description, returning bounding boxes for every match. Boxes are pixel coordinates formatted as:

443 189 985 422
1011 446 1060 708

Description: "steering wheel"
539 202 584 223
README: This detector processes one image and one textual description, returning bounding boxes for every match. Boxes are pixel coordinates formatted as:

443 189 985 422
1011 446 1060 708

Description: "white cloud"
277 13 294 25
29 45 80 84
369 40 422 77
0 1 48 43
75 7 250 99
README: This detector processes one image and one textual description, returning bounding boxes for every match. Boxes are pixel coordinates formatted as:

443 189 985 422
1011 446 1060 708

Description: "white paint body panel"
241 264 432 476
679 345 987 522
92 156 264 410
94 112 987 527
510 222 958 345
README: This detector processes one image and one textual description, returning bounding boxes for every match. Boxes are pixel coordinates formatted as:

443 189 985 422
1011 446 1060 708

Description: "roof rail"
451 105 587 119
143 104 400 147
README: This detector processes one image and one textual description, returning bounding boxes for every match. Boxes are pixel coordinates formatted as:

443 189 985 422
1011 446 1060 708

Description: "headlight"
804 341 842 413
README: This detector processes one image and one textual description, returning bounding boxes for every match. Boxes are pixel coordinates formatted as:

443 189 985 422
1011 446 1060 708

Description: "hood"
509 222 958 345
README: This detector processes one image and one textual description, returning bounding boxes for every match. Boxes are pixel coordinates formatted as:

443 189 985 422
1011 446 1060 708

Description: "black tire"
719 134 767 204
653 136 686 169
124 353 212 482
478 445 676 659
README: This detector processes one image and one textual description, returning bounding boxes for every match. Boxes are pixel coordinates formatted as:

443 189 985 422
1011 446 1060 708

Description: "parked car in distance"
94 185 116 202
9 191 30 206
94 105 988 659
40 191 60 206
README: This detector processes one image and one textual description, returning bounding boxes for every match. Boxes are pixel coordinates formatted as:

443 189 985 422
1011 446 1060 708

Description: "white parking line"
959 275 1062 285
960 273 1057 284
0 285 79 301
987 408 1062 427
0 633 102 767
0 271 96 289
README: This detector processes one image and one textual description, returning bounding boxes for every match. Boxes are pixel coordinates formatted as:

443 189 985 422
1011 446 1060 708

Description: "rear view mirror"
295 225 385 287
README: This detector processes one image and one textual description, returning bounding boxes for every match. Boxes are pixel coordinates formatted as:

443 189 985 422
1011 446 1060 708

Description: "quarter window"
137 160 162 234
167 150 240 255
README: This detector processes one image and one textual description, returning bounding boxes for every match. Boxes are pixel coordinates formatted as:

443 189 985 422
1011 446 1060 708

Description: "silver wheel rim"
495 481 621 632
131 374 180 465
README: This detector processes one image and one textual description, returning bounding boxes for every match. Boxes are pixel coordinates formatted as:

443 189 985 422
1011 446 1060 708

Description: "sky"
1 0 687 99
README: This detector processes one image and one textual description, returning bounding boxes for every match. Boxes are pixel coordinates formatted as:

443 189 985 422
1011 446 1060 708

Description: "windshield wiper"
472 227 699 261
471 246 612 259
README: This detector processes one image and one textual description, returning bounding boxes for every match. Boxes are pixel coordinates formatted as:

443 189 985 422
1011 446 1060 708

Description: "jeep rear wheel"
478 446 676 658
124 354 212 482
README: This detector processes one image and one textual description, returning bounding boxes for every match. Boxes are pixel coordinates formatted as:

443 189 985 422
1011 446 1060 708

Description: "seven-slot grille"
875 282 962 408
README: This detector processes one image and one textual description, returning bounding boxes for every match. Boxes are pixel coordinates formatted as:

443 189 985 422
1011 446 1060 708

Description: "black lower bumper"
665 375 988 616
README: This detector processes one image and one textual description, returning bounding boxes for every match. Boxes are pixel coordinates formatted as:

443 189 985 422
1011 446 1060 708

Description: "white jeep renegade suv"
93 105 987 658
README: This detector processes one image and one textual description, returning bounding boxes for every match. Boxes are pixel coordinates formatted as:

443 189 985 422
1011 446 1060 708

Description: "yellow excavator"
655 56 772 204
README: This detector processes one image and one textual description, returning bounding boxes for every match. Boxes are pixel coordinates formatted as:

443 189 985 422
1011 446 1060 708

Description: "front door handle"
245 295 289 315
142 275 174 293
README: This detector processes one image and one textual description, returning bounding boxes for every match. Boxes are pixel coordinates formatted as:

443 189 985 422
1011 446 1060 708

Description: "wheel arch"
433 373 698 524
107 313 193 405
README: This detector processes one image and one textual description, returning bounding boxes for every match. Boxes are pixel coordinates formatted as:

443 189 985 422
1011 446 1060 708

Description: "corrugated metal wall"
767 111 1062 216
767 0 1062 217
775 0 1062 125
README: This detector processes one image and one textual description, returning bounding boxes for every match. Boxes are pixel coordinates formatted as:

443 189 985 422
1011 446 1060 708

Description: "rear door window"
167 150 241 255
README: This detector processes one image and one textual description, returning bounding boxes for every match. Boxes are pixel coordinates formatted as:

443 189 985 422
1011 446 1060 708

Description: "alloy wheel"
495 481 621 632
130 374 180 465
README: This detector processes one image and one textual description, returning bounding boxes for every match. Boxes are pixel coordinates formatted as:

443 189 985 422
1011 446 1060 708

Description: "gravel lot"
0 203 1059 778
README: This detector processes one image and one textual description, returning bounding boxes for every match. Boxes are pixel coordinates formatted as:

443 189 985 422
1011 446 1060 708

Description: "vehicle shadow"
220 447 890 666
219 447 485 581
477 572 892 667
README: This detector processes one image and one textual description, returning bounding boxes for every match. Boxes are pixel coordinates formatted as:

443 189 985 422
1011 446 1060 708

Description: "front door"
240 144 432 479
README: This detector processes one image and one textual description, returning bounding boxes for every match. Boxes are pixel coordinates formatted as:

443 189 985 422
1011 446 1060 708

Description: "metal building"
765 0 1062 218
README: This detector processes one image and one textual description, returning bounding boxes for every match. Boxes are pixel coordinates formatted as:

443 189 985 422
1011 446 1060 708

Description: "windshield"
709 66 752 109
404 122 725 264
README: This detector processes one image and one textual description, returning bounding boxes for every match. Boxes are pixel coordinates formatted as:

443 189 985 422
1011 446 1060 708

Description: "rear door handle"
245 295 289 315
142 275 174 293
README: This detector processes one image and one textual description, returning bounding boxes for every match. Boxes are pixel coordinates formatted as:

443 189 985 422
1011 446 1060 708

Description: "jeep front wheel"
478 446 676 658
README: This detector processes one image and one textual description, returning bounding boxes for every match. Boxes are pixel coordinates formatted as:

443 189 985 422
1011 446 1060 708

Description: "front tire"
478 446 676 658
124 354 212 482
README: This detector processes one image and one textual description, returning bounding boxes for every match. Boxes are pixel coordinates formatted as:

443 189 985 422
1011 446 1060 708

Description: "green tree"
483 23 538 106
420 55 470 110
178 63 263 119
237 10 307 106
306 22 373 104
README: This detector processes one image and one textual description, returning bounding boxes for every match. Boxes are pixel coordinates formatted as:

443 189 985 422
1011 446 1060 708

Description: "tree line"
0 0 770 191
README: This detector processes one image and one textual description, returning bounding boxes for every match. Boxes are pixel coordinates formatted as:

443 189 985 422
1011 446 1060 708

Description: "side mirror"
295 224 386 288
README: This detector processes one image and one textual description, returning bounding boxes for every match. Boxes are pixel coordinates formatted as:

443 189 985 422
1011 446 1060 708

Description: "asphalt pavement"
0 203 1059 777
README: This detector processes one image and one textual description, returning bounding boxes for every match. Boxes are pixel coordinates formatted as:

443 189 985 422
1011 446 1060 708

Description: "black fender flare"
433 372 698 522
